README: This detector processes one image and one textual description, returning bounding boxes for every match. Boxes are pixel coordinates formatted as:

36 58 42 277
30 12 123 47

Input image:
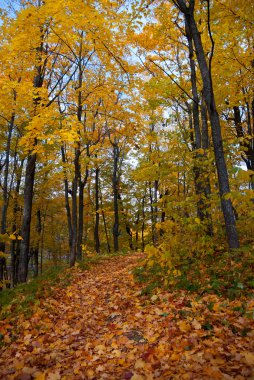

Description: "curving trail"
1 253 254 380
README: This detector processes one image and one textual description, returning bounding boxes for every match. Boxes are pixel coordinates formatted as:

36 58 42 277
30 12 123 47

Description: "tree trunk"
61 146 73 255
181 1 239 248
201 96 213 235
10 159 24 286
94 165 100 253
18 152 37 282
185 20 213 228
77 180 85 260
70 152 79 267
33 209 42 277
0 112 15 287
149 181 158 245
141 190 146 252
99 182 111 253
112 141 120 252
118 194 134 251
18 34 45 282
135 211 140 249
233 105 254 189
160 189 169 236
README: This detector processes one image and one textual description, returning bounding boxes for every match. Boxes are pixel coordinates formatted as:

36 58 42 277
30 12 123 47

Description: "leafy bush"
134 242 254 299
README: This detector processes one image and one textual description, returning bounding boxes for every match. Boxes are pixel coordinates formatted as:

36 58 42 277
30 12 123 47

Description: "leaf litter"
0 253 254 379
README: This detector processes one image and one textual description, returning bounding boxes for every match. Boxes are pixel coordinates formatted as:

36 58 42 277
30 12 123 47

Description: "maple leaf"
192 319 202 330
178 320 191 333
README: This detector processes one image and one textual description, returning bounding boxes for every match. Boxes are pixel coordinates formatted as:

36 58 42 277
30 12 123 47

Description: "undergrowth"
0 264 70 319
134 243 254 300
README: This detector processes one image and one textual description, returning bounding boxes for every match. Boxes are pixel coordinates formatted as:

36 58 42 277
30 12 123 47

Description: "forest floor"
1 253 254 380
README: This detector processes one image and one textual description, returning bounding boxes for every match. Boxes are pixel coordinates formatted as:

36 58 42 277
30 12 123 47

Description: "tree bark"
233 105 254 189
77 179 85 260
99 181 111 253
18 32 45 282
18 152 37 282
118 194 134 251
94 165 100 253
141 190 146 251
112 141 120 252
177 0 239 248
0 112 15 287
33 209 42 277
10 159 24 286
70 149 79 267
61 145 73 255
201 96 213 235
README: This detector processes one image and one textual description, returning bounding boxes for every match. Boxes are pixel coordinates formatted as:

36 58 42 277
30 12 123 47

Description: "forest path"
1 253 254 380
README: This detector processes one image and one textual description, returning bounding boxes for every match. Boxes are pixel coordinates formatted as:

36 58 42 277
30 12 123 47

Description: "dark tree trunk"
77 180 85 260
118 194 134 251
160 189 169 236
185 20 201 150
99 182 111 253
94 165 100 253
177 0 239 248
18 152 37 282
18 35 45 282
40 210 46 273
135 211 140 250
0 112 15 287
70 150 79 267
201 97 213 235
185 20 213 228
112 141 120 252
61 145 73 255
10 159 24 287
33 209 42 277
141 190 146 252
233 105 254 189
149 181 158 245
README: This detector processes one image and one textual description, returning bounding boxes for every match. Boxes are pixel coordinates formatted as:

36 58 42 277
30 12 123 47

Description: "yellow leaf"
14 360 25 370
112 349 121 357
74 367 80 375
134 358 146 369
147 259 154 267
243 351 254 365
178 321 191 332
170 352 180 361
0 251 8 258
34 372 46 380
212 303 220 312
86 369 95 379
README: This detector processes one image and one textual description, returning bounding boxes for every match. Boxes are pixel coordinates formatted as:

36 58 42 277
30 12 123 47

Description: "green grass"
0 264 69 319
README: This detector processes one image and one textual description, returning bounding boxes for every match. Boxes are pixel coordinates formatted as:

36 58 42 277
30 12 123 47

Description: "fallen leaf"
192 319 202 330
134 358 146 369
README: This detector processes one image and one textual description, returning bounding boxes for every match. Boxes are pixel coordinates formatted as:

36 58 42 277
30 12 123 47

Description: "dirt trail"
1 253 254 380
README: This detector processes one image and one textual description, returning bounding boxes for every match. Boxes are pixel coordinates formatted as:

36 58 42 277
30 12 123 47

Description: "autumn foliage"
0 0 254 377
